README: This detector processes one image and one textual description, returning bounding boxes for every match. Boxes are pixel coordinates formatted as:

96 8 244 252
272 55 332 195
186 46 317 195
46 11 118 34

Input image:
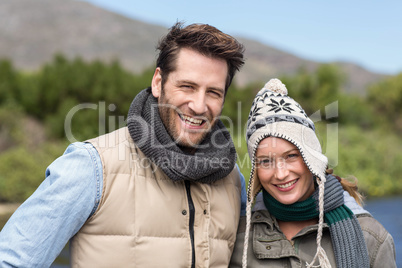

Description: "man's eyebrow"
177 80 225 94
176 80 198 86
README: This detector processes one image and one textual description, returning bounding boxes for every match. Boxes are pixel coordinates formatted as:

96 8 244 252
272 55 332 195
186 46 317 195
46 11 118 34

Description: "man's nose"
188 91 208 114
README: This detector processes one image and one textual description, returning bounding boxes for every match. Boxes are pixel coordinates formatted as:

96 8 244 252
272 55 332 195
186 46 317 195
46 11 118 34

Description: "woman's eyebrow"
256 149 298 158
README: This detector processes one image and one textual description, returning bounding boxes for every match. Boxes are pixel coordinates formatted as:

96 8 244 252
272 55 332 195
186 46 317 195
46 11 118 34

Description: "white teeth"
277 180 297 189
180 115 203 126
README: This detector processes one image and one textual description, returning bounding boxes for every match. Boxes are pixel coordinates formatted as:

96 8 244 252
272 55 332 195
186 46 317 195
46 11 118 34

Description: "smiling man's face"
151 47 228 148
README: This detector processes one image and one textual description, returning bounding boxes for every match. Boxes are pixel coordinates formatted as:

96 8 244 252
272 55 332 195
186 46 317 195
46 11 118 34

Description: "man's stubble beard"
158 87 219 149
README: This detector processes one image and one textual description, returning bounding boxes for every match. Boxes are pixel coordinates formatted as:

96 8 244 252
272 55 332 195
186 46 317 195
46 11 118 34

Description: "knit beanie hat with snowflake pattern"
242 78 330 268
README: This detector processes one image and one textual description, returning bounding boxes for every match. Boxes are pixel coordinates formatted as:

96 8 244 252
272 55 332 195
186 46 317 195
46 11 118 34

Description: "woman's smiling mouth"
275 179 299 190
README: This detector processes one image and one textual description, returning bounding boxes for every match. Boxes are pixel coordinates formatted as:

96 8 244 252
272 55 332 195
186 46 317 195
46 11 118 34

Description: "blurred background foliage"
0 54 401 203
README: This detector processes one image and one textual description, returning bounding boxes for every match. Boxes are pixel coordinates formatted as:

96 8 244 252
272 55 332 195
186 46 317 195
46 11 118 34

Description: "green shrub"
0 143 66 203
0 104 26 150
330 126 402 197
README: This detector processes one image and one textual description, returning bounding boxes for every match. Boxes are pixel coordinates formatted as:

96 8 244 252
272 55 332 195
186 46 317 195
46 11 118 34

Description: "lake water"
364 196 402 267
2 197 401 267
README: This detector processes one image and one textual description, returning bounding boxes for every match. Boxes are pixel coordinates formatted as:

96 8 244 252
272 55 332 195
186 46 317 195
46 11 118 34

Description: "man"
0 22 246 267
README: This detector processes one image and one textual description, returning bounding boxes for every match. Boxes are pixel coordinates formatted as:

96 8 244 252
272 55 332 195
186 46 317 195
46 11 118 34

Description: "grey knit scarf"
263 175 370 267
126 87 237 184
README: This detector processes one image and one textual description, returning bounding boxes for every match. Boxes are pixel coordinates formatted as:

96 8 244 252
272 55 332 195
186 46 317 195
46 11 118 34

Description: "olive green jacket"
230 194 396 268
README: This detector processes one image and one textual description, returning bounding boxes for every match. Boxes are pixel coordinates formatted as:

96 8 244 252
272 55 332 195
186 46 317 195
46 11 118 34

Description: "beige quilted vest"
70 127 241 267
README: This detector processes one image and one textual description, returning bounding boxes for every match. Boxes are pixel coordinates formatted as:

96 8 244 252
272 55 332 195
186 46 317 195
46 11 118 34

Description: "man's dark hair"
156 22 245 92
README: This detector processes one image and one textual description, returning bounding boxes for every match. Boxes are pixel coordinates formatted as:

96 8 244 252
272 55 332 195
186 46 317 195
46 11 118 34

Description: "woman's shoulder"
357 214 396 267
357 213 391 239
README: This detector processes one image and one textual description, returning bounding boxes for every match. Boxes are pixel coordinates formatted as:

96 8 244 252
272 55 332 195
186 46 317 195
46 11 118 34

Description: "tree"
0 60 20 105
368 73 402 134
280 64 342 119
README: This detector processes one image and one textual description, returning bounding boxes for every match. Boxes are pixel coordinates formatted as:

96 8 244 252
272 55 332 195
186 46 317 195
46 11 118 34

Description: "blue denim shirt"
0 142 247 267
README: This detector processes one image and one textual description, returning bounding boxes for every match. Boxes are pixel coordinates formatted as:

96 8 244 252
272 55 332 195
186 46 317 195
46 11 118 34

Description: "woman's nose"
274 159 289 180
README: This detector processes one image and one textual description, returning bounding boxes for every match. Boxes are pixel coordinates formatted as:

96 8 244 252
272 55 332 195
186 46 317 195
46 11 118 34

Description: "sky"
83 0 402 75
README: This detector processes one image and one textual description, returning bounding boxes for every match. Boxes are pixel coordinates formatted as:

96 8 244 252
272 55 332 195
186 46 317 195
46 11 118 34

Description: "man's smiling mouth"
179 114 205 126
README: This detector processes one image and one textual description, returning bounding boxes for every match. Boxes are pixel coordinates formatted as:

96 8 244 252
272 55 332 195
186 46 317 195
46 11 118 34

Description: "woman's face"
256 137 315 205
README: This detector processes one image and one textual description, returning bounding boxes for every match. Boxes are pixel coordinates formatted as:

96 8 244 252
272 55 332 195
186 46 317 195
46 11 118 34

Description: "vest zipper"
185 180 196 268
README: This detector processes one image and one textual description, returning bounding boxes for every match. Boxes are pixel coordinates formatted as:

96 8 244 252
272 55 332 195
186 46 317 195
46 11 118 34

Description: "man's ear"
151 67 162 98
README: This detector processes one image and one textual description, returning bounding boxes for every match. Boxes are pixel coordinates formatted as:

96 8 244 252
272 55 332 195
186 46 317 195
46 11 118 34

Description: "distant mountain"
0 0 166 72
0 0 386 95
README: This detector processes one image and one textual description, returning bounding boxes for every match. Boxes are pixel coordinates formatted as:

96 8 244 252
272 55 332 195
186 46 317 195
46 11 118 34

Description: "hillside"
0 0 386 94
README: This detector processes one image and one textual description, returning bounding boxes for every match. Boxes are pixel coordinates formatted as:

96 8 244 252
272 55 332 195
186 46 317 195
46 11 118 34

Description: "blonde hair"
326 168 364 206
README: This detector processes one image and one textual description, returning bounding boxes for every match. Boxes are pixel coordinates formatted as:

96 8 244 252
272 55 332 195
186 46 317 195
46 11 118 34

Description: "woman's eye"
257 159 273 168
286 153 299 161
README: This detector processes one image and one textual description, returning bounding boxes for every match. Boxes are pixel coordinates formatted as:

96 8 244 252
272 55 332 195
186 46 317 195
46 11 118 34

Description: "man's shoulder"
85 127 140 172
223 165 242 187
87 127 133 151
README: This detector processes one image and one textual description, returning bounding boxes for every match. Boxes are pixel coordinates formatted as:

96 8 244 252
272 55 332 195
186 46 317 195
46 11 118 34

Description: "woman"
230 79 396 267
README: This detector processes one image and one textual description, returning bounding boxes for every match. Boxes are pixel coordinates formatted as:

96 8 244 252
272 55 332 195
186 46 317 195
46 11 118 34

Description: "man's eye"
209 90 223 98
